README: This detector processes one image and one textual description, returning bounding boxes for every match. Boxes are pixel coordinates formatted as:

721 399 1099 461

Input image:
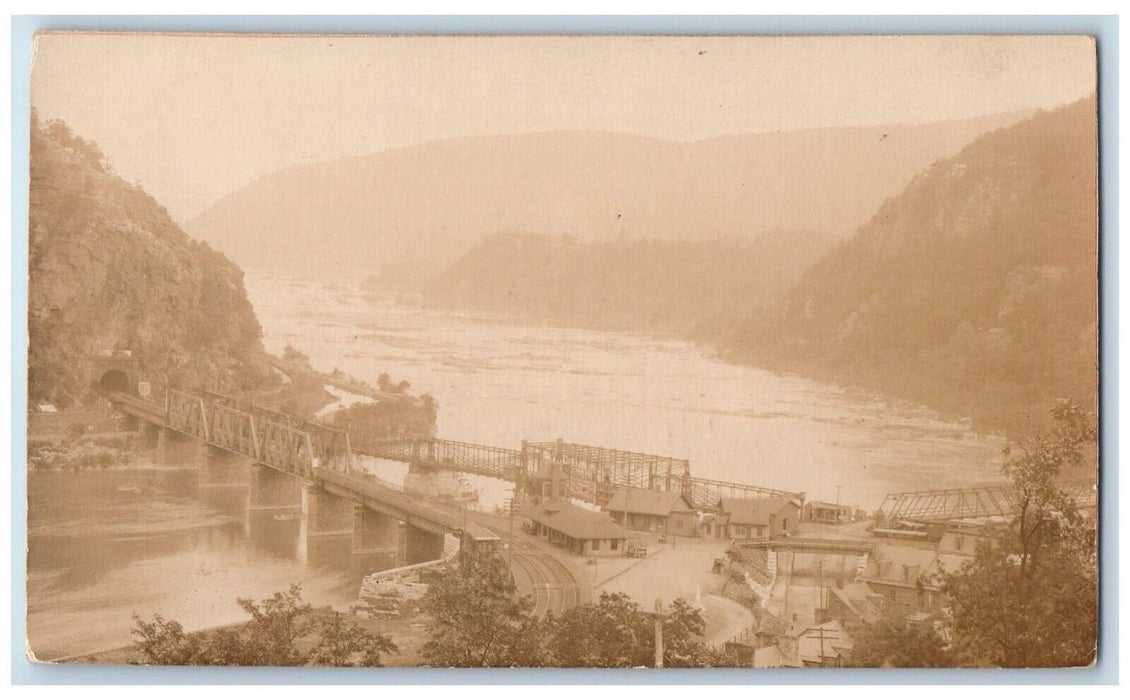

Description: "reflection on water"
27 455 417 660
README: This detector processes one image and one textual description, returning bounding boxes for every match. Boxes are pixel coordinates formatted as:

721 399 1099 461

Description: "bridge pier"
247 463 304 512
198 446 252 511
244 464 305 559
350 505 405 573
403 460 466 501
137 421 163 450
302 484 355 567
158 428 205 466
405 525 445 563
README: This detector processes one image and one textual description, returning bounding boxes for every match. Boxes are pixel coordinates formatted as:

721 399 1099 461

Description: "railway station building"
603 487 697 535
802 500 855 525
717 496 803 539
524 498 630 556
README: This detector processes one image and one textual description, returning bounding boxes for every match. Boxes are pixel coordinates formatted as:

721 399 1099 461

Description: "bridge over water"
110 388 801 537
876 481 1097 523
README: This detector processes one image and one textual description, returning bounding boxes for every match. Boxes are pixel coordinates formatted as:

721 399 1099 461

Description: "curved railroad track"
506 543 579 619
473 520 580 619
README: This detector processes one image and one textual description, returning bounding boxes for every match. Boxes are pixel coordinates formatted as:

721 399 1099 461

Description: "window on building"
611 539 619 550
592 539 600 551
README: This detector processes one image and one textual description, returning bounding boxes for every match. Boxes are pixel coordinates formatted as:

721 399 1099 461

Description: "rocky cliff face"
28 117 278 408
731 97 1098 434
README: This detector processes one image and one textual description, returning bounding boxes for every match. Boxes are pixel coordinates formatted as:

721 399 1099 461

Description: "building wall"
769 502 802 537
728 523 768 539
585 537 625 556
667 511 697 537
866 580 940 615
623 512 663 532
700 518 729 539
534 522 625 556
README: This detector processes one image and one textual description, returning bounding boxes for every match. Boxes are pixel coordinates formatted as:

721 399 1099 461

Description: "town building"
823 580 886 628
699 512 729 540
802 500 855 524
861 543 970 617
603 487 697 535
525 459 572 502
717 496 802 539
524 498 630 556
753 620 854 668
459 521 502 559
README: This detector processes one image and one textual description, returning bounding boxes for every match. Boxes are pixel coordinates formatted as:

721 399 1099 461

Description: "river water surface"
27 269 1007 659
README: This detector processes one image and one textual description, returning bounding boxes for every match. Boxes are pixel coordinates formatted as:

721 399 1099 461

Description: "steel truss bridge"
877 481 1097 522
111 388 801 517
524 441 800 510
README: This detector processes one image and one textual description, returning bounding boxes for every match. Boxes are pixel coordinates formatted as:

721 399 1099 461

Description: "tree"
847 613 956 668
546 592 734 668
548 592 651 667
132 585 396 667
421 393 439 424
310 611 398 667
282 343 310 367
941 399 1098 668
420 552 544 667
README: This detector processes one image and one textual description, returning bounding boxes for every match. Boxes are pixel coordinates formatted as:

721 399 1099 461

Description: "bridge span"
110 387 802 532
877 481 1097 523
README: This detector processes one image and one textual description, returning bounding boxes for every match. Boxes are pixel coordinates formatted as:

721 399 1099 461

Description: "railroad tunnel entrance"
98 369 131 393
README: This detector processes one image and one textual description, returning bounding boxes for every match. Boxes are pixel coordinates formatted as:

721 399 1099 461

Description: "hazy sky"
31 33 1095 223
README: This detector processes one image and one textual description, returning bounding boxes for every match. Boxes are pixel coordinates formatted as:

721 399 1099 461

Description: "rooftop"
463 522 501 541
797 620 853 665
526 498 631 541
719 496 799 526
604 487 694 516
866 543 972 588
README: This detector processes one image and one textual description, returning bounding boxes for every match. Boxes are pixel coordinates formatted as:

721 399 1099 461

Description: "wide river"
26 269 1007 659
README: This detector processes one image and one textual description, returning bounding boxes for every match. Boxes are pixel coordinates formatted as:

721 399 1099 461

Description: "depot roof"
719 496 800 526
525 499 631 541
604 487 695 517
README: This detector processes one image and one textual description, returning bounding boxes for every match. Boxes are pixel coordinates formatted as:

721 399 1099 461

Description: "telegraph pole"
507 486 516 566
654 599 664 669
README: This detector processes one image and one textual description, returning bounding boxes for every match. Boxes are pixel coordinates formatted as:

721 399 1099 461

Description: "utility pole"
507 486 516 566
654 599 664 669
818 560 825 620
592 557 598 604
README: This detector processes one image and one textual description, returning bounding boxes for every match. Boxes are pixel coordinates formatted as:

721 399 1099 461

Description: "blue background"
9 14 1120 685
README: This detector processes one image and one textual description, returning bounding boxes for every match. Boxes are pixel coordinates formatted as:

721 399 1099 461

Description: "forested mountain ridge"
186 112 1030 284
28 115 278 408
727 97 1098 434
423 229 835 334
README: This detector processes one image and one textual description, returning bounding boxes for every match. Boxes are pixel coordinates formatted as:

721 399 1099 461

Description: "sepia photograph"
21 30 1101 672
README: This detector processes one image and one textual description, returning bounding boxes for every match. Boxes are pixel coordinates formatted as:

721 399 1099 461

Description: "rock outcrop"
28 116 278 408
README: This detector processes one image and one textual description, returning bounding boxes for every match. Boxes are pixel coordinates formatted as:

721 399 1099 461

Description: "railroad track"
470 518 579 619
506 543 579 619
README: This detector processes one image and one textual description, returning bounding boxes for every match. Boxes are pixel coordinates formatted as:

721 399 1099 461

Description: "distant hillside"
728 97 1098 434
424 229 834 334
186 113 1030 283
28 116 278 408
